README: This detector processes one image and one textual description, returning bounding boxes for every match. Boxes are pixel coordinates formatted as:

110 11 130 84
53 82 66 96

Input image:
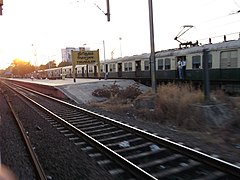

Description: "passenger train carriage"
38 38 240 92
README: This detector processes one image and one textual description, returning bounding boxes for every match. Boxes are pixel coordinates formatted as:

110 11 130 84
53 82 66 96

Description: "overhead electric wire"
198 31 240 42
183 0 240 43
93 2 106 15
186 0 240 26
231 0 240 8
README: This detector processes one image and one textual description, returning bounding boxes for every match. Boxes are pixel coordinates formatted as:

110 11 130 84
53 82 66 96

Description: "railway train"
36 37 240 93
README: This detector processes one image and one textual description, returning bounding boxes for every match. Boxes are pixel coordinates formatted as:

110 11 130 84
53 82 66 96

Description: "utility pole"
119 37 122 57
148 0 156 92
106 0 110 21
103 40 106 61
32 44 38 68
0 0 3 15
93 0 110 22
203 49 210 101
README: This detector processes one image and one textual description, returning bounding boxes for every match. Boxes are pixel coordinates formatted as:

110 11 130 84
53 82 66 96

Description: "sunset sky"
0 0 239 69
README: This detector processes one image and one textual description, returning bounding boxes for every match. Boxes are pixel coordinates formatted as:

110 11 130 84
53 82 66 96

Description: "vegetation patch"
91 82 240 134
92 81 142 100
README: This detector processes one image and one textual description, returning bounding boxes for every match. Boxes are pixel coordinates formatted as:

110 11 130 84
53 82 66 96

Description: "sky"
0 0 240 69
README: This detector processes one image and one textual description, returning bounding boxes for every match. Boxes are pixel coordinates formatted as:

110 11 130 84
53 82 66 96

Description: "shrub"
92 84 120 98
91 82 239 131
92 82 142 100
156 83 203 126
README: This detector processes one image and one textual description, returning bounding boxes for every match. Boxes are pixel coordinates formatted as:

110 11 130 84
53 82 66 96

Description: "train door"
69 68 72 78
176 56 186 79
86 65 89 77
75 67 77 78
135 60 141 77
118 63 122 77
94 65 97 77
105 64 109 73
81 67 85 77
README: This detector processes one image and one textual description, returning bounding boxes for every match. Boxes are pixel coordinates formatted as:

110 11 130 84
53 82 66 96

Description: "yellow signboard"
72 49 99 65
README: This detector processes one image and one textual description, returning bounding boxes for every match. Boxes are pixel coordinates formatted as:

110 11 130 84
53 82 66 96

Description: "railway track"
1 83 48 179
3 80 240 179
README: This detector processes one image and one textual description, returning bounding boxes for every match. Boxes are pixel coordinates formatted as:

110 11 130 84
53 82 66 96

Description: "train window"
165 58 171 70
124 63 128 71
89 66 93 73
112 64 116 72
220 50 237 68
129 62 132 71
158 59 163 70
144 61 150 71
109 64 116 72
192 55 201 69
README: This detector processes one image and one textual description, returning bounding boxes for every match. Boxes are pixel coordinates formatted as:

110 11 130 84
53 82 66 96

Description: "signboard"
72 49 99 65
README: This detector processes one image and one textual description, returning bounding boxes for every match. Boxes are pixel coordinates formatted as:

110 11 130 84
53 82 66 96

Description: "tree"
58 61 72 67
38 64 48 70
11 59 35 77
46 60 57 69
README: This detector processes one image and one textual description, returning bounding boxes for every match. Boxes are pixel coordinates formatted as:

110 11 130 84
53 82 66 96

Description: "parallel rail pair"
3 80 240 179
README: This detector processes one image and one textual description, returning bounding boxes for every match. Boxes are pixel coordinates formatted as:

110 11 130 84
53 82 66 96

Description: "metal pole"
0 0 3 15
119 37 122 57
103 40 106 61
203 49 210 101
106 0 110 21
148 0 156 92
71 50 76 83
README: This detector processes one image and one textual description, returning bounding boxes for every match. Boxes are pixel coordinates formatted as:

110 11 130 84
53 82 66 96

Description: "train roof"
104 39 240 62
104 53 150 63
156 39 240 57
44 67 63 71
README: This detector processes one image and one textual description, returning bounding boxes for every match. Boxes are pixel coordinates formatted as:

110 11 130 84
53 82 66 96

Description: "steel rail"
4 93 48 180
5 81 240 178
3 81 157 179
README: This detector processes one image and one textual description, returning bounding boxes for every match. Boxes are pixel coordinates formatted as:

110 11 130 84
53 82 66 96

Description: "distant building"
61 49 67 62
61 47 75 63
61 47 90 63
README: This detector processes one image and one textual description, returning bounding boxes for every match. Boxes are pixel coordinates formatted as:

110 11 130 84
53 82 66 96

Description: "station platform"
8 78 151 104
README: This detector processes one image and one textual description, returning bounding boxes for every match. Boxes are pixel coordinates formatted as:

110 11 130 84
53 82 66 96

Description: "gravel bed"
1 82 239 179
0 90 36 179
0 84 113 180
81 104 240 166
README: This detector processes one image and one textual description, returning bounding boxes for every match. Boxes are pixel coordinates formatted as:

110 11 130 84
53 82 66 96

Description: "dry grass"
156 83 203 118
211 91 240 129
211 89 229 103
91 82 240 131
135 83 205 130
